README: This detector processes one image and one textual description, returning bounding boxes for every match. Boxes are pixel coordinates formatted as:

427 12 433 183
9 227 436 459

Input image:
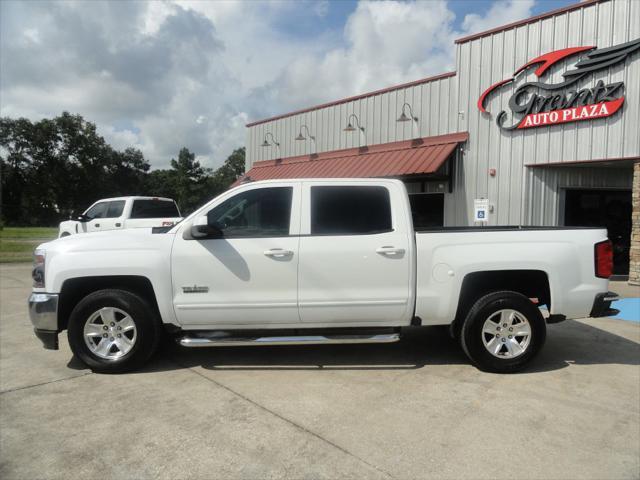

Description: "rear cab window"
310 185 392 235
130 199 181 219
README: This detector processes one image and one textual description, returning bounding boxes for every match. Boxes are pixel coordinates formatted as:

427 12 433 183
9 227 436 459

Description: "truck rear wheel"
67 289 161 373
460 291 546 373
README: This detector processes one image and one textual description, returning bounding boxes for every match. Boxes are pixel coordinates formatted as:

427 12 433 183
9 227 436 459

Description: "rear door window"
310 186 392 235
105 200 126 218
130 199 180 219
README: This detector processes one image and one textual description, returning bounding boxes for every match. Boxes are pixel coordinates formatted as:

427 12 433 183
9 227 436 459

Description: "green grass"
0 227 58 239
0 227 58 263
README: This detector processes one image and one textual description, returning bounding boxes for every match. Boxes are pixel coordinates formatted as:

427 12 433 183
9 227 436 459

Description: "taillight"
594 240 613 278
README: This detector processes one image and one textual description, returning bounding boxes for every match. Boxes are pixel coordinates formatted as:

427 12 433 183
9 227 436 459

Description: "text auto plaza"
242 0 640 279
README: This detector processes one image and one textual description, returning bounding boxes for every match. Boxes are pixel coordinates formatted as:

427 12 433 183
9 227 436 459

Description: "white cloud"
313 1 330 18
23 28 41 44
256 0 535 113
101 125 142 152
0 0 536 169
255 0 457 111
461 0 535 34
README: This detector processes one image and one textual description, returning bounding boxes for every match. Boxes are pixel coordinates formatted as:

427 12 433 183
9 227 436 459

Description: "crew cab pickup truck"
58 196 182 237
29 179 618 373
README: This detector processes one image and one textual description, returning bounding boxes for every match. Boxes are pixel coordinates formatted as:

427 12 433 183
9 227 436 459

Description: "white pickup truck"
58 196 182 237
29 179 618 374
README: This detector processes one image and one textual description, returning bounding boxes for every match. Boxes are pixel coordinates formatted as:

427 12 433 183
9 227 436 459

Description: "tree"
143 169 178 201
212 147 245 187
0 112 246 226
0 113 149 225
168 147 209 214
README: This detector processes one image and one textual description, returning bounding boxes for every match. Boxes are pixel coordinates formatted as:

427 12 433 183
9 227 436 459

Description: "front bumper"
28 293 60 350
590 291 620 318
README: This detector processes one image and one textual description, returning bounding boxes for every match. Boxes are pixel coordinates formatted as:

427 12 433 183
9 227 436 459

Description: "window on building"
311 186 392 235
207 187 292 237
130 199 180 219
105 201 126 218
409 193 444 229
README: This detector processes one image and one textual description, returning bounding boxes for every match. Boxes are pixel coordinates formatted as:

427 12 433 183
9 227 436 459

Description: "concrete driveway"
1 263 639 479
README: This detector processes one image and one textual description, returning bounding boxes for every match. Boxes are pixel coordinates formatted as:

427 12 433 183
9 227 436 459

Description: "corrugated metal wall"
454 0 639 226
245 0 639 227
245 74 457 166
526 166 633 225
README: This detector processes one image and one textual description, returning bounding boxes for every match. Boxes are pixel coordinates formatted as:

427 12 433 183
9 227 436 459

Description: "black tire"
460 291 546 373
67 289 162 373
60 232 71 237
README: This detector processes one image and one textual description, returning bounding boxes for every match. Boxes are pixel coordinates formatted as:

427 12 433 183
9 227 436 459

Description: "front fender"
42 231 179 326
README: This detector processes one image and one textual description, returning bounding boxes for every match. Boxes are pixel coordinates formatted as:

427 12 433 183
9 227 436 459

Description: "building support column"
629 161 640 285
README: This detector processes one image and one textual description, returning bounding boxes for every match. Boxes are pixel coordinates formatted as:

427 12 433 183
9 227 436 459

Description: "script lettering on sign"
477 38 640 130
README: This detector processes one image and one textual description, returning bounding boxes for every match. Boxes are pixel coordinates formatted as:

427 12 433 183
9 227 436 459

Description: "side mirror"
191 216 223 239
76 214 90 223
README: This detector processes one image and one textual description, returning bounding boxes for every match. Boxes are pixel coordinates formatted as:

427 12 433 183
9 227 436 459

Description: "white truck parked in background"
58 196 182 237
30 179 618 374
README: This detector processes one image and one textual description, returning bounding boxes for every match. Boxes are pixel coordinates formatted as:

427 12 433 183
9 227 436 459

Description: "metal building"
244 0 639 278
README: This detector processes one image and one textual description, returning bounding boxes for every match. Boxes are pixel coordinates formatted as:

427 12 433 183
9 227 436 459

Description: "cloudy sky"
0 0 573 169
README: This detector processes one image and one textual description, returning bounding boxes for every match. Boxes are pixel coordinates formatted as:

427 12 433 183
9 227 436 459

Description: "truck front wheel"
460 291 546 373
67 289 162 373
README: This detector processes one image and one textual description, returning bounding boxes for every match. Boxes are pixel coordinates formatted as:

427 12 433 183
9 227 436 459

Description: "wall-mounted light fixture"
261 132 280 147
343 113 365 133
295 124 315 142
397 103 418 123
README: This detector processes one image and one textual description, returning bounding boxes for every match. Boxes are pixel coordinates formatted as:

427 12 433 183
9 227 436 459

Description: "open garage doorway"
564 188 632 276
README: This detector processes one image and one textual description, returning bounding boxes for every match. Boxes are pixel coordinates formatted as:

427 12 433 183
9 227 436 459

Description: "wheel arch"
451 269 550 338
58 276 161 331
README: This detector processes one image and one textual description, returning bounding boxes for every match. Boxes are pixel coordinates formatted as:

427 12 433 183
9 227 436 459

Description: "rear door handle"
264 248 293 258
376 246 405 256
115 223 122 227
94 223 100 228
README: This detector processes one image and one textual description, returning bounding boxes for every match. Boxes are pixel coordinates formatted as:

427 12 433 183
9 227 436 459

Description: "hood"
59 219 79 228
38 227 176 255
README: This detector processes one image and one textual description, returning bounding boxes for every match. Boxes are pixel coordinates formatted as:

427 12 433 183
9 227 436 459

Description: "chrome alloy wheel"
481 309 532 359
83 307 137 360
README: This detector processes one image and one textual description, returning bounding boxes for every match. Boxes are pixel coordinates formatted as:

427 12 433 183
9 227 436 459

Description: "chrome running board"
178 332 400 348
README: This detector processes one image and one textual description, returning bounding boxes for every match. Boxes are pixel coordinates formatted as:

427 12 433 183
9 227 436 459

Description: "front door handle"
376 246 405 256
264 248 293 258
115 223 122 227
94 223 100 228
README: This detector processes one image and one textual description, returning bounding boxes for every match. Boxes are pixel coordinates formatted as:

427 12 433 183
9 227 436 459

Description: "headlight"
32 249 45 288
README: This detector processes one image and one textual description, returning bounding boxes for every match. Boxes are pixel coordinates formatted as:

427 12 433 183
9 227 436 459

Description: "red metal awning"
239 132 468 183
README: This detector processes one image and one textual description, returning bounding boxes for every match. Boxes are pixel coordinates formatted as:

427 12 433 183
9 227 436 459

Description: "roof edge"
246 72 456 128
526 156 639 168
251 131 469 168
455 0 604 45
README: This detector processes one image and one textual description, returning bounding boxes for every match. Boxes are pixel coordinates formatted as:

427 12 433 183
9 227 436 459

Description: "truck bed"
413 226 609 325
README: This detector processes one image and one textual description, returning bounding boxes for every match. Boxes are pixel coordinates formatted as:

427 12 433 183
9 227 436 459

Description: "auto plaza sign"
478 38 640 130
